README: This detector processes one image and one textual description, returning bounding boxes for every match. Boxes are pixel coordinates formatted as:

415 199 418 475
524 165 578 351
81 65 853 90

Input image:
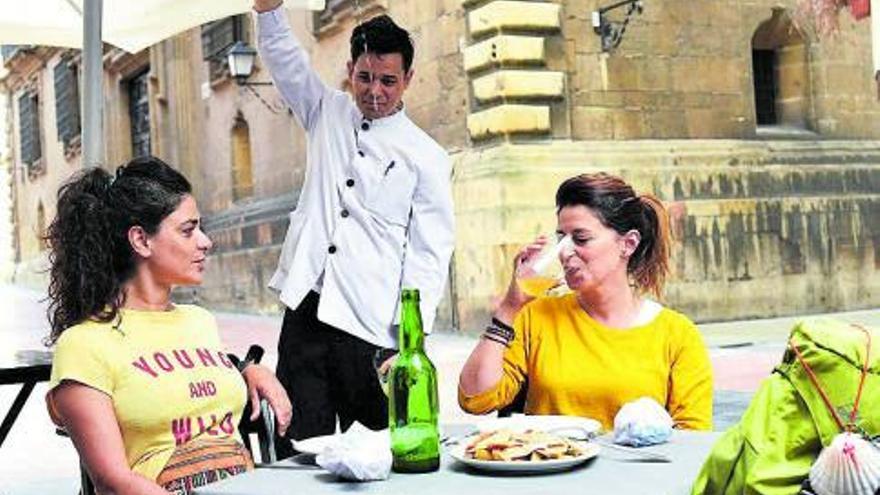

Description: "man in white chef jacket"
252 0 454 455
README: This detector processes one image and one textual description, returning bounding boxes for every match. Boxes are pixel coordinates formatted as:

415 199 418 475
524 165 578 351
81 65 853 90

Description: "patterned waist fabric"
157 437 254 495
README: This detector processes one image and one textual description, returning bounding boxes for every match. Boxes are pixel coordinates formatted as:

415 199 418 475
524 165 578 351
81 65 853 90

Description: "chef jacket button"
358 150 365 157
346 179 355 187
361 121 370 131
341 209 350 218
328 245 337 254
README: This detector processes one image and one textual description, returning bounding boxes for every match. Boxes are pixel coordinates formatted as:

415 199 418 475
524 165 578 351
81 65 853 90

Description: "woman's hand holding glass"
499 234 573 316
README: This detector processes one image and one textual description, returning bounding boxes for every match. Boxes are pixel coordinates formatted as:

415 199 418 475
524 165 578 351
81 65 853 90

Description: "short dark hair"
556 173 672 298
45 156 192 342
350 15 414 72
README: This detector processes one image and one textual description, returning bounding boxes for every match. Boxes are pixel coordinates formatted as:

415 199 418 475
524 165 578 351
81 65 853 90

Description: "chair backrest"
237 399 277 465
497 381 528 418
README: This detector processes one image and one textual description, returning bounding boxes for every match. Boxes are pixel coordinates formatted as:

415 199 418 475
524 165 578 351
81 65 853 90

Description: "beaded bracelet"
481 331 510 347
482 318 515 347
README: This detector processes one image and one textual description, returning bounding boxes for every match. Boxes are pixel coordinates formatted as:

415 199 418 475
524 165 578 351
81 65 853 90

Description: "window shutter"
54 59 81 147
201 16 245 80
18 93 41 167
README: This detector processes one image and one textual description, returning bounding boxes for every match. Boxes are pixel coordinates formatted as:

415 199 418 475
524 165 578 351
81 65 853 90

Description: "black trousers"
274 291 389 458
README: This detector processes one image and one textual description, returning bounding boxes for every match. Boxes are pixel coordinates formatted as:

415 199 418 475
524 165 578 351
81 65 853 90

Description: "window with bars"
202 15 246 81
54 56 81 151
128 70 151 158
18 92 42 170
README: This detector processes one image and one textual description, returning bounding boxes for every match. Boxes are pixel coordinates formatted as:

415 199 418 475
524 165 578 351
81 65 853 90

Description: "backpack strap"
788 324 871 433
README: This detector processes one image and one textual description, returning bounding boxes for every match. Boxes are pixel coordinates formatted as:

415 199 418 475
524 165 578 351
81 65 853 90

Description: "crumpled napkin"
613 397 673 447
315 422 391 481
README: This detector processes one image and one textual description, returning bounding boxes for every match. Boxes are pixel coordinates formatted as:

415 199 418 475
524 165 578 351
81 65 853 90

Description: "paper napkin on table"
613 397 673 447
315 422 391 481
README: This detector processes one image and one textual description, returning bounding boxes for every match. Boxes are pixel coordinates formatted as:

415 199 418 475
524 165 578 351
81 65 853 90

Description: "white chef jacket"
255 9 455 349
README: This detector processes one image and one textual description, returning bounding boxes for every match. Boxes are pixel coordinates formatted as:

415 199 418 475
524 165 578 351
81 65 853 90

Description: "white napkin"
315 422 391 481
613 397 673 447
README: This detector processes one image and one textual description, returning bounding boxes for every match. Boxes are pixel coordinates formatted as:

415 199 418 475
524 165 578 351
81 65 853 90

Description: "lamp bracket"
239 83 286 114
592 0 644 52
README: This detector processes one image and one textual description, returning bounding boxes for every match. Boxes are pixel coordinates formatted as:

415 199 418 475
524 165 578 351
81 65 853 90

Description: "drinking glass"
516 234 573 297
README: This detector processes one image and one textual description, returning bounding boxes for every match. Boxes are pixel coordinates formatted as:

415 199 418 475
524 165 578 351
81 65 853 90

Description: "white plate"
292 434 338 455
473 415 602 439
448 439 600 474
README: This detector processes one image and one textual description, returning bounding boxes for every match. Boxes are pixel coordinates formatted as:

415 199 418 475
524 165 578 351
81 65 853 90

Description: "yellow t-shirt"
49 305 247 481
459 294 713 431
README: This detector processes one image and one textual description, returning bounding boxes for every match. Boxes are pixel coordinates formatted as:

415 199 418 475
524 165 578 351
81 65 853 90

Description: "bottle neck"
399 292 424 352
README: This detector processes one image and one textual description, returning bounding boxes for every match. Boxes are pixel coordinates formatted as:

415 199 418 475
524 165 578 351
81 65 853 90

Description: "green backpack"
691 318 880 495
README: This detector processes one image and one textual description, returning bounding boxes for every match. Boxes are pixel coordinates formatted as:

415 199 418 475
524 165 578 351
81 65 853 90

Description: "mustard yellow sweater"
459 294 713 431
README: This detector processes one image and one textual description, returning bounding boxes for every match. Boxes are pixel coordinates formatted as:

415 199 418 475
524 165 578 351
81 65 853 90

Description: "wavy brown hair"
44 156 191 344
556 173 672 298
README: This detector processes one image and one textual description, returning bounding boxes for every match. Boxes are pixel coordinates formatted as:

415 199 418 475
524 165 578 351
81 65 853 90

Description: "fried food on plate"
464 428 586 462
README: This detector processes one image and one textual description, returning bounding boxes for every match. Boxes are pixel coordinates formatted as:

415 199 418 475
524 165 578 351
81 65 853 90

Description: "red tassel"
850 0 871 20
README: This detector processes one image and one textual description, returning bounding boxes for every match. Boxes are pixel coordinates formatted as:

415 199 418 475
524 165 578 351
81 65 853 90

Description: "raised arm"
253 0 330 130
52 382 168 495
253 0 283 12
458 237 546 396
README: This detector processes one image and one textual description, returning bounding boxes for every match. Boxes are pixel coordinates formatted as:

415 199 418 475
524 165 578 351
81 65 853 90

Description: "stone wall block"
463 35 546 73
468 1 561 38
471 70 564 103
466 104 551 139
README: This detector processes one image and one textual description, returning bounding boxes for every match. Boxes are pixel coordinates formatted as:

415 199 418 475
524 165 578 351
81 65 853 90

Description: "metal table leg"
0 381 37 447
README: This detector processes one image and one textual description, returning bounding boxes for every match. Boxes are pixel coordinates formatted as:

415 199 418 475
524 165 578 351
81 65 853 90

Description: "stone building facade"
1 0 878 334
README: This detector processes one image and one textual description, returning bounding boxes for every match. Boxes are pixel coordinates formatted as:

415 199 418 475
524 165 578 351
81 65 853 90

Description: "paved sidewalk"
0 283 876 495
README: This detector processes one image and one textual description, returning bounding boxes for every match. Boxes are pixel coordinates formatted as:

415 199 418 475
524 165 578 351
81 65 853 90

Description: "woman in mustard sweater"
458 173 713 431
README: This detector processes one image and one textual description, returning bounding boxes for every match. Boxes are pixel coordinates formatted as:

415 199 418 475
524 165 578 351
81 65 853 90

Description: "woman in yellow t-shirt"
458 173 713 431
45 157 292 494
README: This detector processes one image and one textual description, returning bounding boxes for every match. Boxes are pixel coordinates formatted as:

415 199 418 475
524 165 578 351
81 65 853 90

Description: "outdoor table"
194 427 720 495
0 349 52 447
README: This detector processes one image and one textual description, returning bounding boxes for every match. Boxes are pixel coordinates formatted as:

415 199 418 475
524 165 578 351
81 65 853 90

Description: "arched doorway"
231 114 254 202
751 9 811 130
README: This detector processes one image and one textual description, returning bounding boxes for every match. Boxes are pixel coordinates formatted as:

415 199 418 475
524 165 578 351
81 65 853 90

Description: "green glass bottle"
388 288 440 473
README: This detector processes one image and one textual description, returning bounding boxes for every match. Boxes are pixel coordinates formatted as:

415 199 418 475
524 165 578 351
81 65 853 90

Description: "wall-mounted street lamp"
592 0 644 52
226 41 283 113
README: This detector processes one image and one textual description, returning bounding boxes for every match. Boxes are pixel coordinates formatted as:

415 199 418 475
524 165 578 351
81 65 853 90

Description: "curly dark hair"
556 173 672 298
350 14 414 72
44 156 192 343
